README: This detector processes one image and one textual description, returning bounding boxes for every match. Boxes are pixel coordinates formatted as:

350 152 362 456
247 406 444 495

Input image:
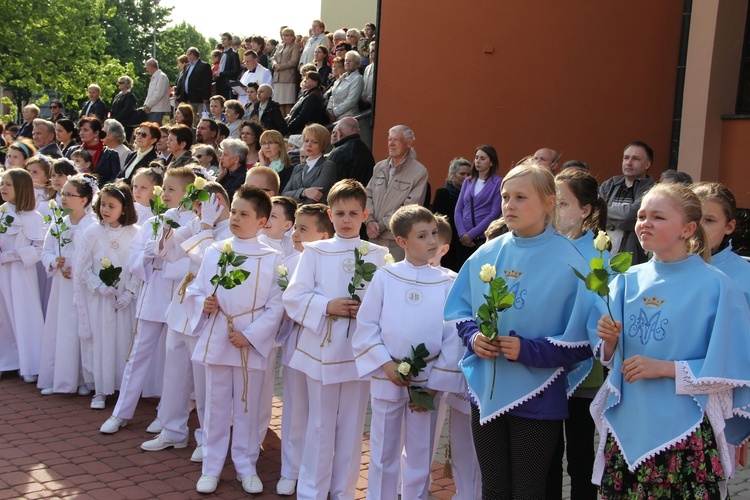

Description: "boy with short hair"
261 196 297 257
140 182 231 461
283 180 388 500
185 185 285 494
99 167 198 433
430 212 483 500
276 203 333 496
353 205 463 500
245 165 280 195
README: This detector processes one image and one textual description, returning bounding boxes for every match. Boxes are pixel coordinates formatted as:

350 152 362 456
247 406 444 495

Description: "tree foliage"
0 0 212 120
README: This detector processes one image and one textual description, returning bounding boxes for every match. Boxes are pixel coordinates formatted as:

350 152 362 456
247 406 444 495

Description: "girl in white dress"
75 182 141 409
38 174 98 395
26 154 56 315
0 168 46 383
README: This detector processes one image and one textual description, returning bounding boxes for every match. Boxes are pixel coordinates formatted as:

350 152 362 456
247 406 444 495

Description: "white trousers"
157 329 204 443
257 345 278 443
296 378 369 500
202 364 263 477
448 406 482 500
280 366 308 479
112 320 166 420
368 396 437 500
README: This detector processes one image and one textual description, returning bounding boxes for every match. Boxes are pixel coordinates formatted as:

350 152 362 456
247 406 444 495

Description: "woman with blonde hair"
257 130 293 192
272 28 301 116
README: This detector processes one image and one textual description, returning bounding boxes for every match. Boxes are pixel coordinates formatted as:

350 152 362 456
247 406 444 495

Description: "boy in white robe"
140 182 231 461
275 203 334 496
352 206 463 500
185 185 285 494
283 179 388 500
99 167 197 434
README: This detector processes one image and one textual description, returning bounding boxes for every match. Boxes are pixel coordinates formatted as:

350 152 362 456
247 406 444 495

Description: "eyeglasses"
60 192 83 198
138 131 149 138
50 105 59 109
118 81 127 85
260 142 277 146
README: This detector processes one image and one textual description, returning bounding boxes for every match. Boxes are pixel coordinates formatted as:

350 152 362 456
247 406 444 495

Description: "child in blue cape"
444 161 594 499
594 183 750 499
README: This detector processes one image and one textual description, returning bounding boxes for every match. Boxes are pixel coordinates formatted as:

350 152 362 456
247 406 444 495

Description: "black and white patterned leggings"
471 405 562 499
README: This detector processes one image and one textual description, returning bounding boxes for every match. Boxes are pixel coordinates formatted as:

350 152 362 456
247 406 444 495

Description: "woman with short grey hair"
102 119 131 167
430 156 473 272
110 75 140 140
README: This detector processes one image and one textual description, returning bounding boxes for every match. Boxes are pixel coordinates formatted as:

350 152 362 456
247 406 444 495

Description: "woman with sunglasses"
48 99 67 123
117 123 160 185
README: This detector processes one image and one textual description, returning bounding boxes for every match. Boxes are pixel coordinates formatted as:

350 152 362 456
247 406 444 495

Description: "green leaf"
585 269 608 293
610 252 633 273
5 216 13 224
44 215 52 223
590 258 604 270
597 284 610 297
197 190 211 202
497 293 515 311
571 266 587 282
361 262 377 274
410 388 436 411
149 199 156 211
166 219 180 229
479 322 496 339
232 255 248 266
210 275 221 287
61 208 73 217
348 283 355 295
477 303 492 321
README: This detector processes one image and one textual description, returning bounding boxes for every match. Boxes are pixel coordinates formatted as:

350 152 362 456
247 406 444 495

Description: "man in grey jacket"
599 140 656 264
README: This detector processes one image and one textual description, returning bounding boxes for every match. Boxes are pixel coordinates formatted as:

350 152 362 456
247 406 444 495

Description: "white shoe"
190 445 203 463
90 394 106 410
23 375 38 383
146 417 162 434
141 434 188 451
196 475 219 493
78 385 91 396
276 477 297 496
99 415 127 434
40 388 54 396
239 474 263 494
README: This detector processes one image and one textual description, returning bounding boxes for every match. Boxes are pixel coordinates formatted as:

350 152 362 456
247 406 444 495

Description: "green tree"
0 0 131 119
157 22 213 84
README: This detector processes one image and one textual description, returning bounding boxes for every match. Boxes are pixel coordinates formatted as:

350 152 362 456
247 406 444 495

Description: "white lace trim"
544 336 590 348
471 367 564 425
443 316 474 326
566 361 590 398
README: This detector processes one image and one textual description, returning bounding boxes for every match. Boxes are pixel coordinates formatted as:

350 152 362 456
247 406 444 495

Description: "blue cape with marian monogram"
590 256 750 469
444 225 595 423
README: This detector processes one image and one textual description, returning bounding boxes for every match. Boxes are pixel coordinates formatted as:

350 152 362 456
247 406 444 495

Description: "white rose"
384 253 395 265
479 264 496 283
0 204 7 214
101 258 112 268
397 361 411 376
193 177 207 190
358 241 370 256
593 231 611 252
153 186 164 197
222 241 233 254
48 199 57 210
277 264 288 278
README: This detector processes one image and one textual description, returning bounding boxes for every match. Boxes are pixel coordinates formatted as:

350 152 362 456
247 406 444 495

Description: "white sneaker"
196 475 219 493
78 385 91 396
90 394 106 410
40 388 54 396
99 415 127 434
146 417 162 434
23 375 38 383
141 434 188 451
190 445 203 463
239 474 263 494
276 477 297 496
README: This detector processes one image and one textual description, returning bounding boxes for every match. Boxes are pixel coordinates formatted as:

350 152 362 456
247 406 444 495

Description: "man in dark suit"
32 119 63 158
181 46 213 125
80 84 108 122
248 84 287 134
327 117 374 186
215 33 241 100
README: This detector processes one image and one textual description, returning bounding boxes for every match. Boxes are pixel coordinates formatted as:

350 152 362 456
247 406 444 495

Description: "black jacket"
216 48 241 99
70 145 121 187
117 148 158 184
80 99 108 123
110 92 140 126
326 134 375 186
249 100 287 135
286 88 328 135
181 60 213 103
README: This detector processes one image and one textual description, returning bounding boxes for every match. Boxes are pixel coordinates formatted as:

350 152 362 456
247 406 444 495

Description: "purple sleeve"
457 320 479 354
514 333 593 368
454 182 468 237
467 177 503 240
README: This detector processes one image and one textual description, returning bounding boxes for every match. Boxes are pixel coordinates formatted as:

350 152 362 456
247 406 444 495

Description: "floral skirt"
600 417 724 499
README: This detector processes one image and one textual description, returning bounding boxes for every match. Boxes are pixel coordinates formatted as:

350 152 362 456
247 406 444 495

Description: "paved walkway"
4 368 750 499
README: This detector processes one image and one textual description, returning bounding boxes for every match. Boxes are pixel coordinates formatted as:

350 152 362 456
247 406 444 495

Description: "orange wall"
373 2 684 195
719 119 750 207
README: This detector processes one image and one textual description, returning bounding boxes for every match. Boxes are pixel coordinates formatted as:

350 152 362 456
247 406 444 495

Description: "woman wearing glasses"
110 76 140 141
192 145 219 177
117 123 160 185
48 99 66 123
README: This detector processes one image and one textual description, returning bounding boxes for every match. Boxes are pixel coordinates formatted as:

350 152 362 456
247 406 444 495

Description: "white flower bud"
479 264 496 283
594 231 611 252
101 258 112 268
48 199 57 210
397 361 411 376
277 264 288 278
153 186 163 197
222 241 233 254
193 177 207 190
358 241 370 256
384 253 395 265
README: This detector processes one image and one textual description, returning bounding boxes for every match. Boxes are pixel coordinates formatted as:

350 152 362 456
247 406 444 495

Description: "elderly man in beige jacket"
365 125 428 261
144 58 171 124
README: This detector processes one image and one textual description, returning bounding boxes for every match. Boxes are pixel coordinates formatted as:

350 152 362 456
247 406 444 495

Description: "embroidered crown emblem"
642 296 665 308
503 269 522 279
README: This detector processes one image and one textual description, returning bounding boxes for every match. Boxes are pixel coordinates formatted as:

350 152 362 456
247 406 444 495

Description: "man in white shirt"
237 51 273 106
144 59 171 124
